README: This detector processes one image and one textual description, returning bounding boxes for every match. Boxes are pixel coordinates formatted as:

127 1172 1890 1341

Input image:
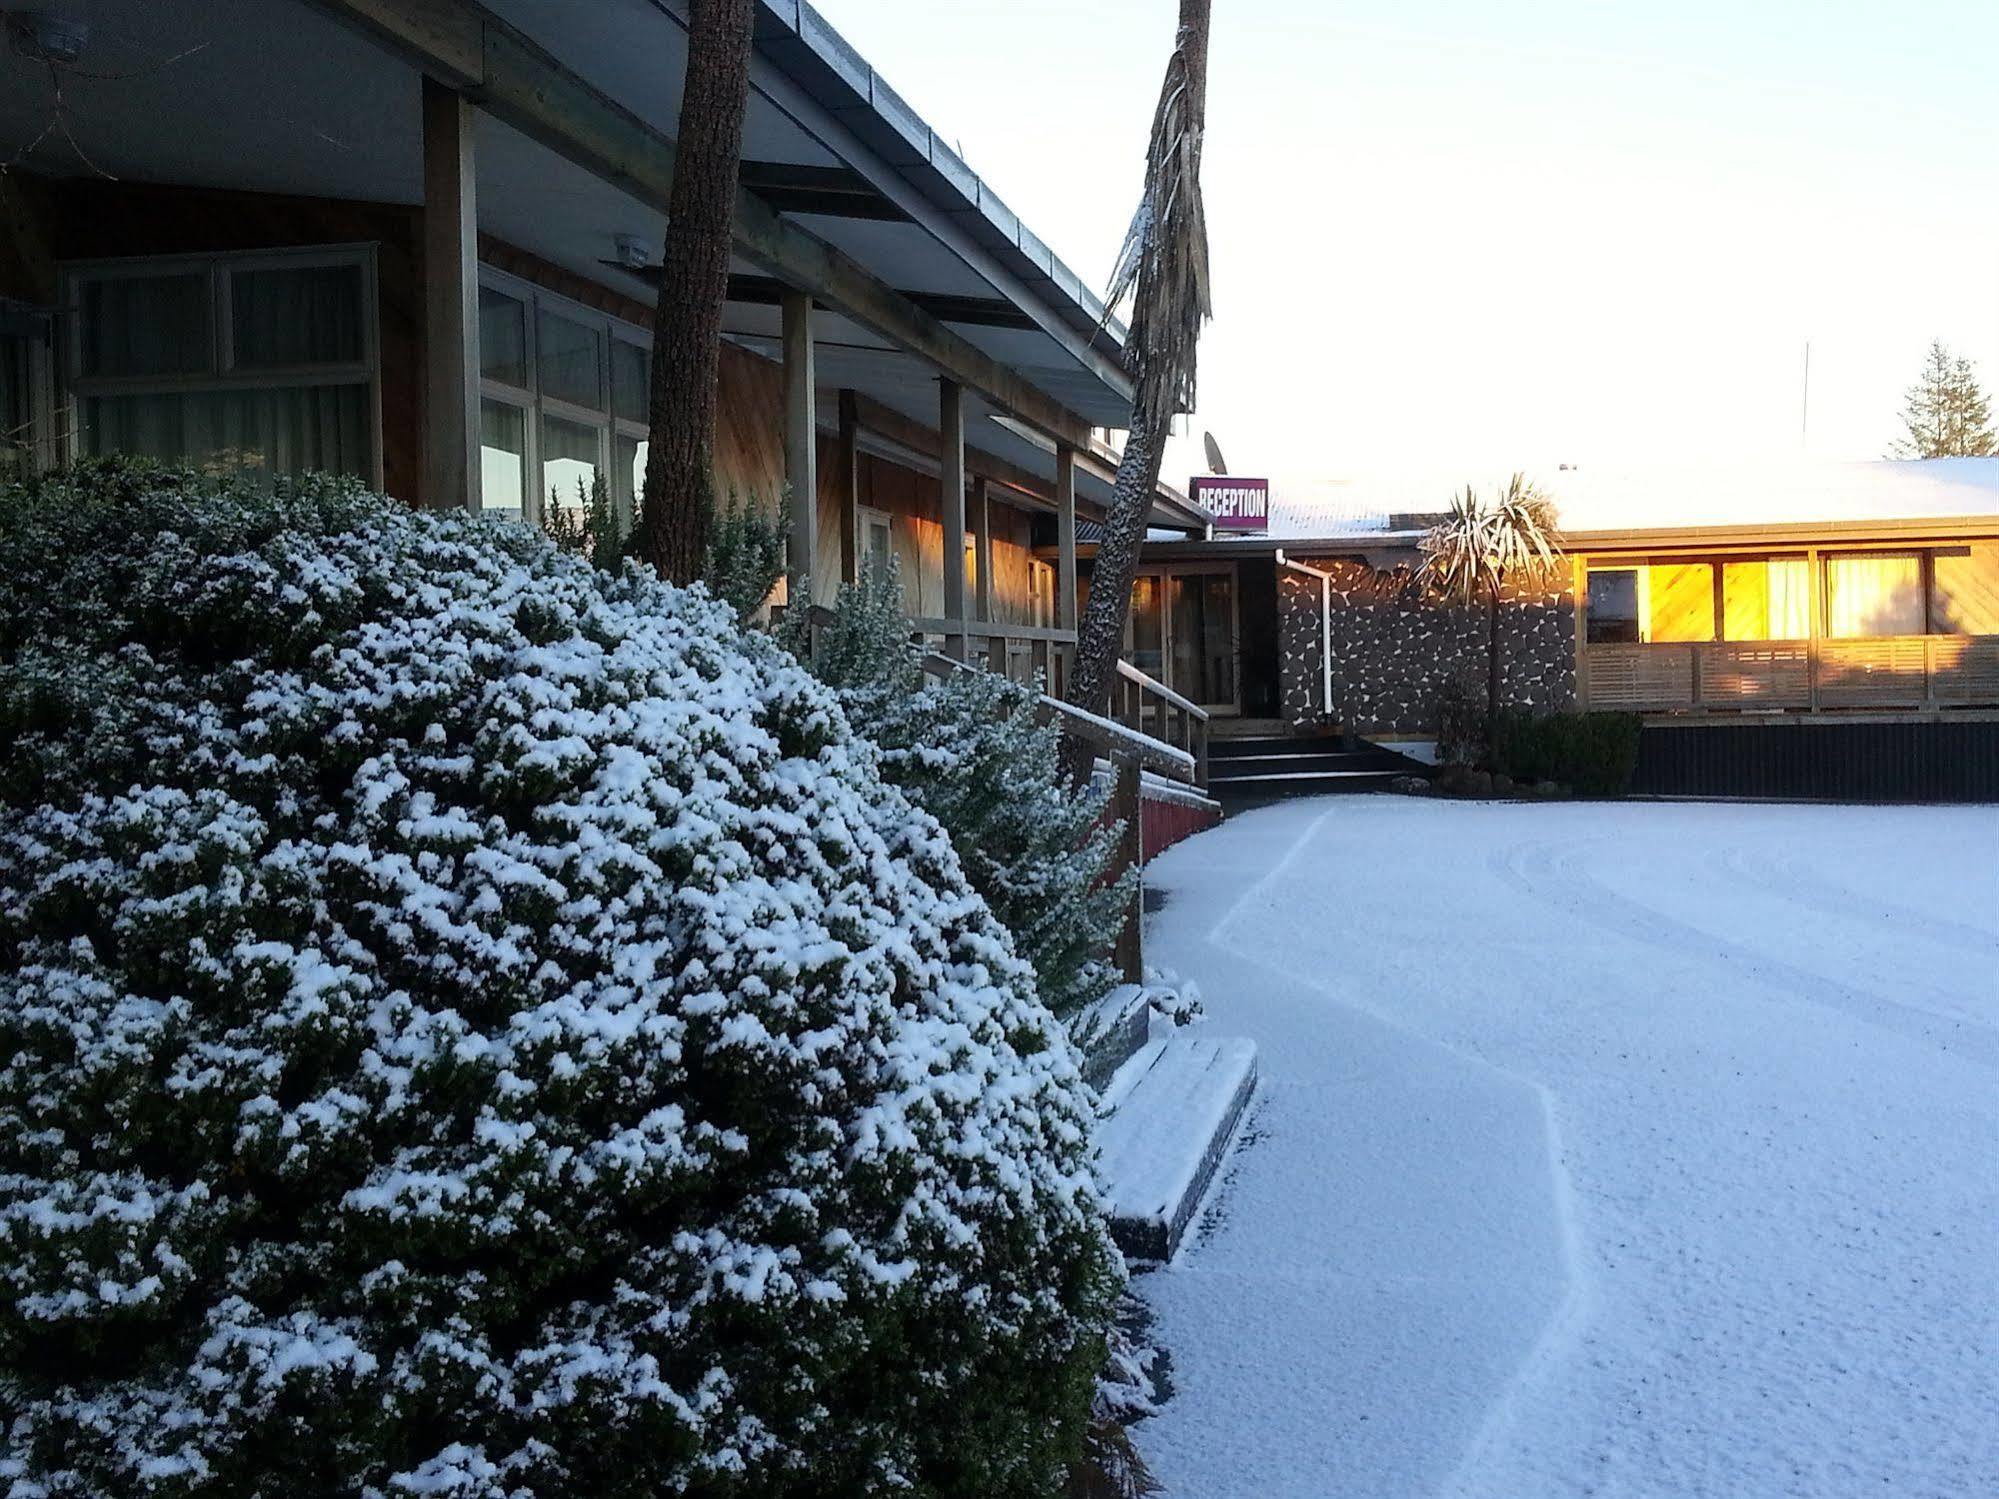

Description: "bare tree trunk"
637 0 755 585
1486 582 1502 764
1066 0 1211 721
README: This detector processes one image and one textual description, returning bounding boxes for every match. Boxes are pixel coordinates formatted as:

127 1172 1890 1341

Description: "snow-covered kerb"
0 468 1115 1496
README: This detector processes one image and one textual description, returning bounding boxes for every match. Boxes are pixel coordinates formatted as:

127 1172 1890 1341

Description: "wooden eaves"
305 0 1100 449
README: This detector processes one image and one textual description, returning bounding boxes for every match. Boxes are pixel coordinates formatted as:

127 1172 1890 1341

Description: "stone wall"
1278 554 1577 736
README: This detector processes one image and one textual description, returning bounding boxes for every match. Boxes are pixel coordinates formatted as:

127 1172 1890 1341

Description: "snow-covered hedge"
0 464 1117 1497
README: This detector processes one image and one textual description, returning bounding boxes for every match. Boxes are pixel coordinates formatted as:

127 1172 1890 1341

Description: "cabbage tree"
1419 474 1561 760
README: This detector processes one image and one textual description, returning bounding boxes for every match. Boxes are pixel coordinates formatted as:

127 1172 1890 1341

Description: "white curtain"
77 260 372 484
1768 559 1811 637
1826 556 1924 638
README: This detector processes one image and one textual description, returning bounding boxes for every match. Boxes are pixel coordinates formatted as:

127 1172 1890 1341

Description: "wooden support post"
973 476 994 635
782 289 817 594
1112 753 1144 983
837 387 860 585
1056 442 1077 698
1806 546 1822 711
421 76 480 511
940 378 968 660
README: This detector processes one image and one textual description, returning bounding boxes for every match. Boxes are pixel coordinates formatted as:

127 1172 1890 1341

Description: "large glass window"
1646 562 1715 642
477 271 647 535
67 249 377 484
1931 544 1999 635
1826 553 1924 638
479 400 527 522
1721 558 1810 640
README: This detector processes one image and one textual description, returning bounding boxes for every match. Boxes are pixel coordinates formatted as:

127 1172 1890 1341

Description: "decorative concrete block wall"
1277 556 1576 735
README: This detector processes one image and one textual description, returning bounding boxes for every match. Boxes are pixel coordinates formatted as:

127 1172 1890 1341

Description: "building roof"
2 0 1200 522
1173 459 1999 550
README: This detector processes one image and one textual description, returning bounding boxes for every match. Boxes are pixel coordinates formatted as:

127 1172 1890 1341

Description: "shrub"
0 462 1117 1498
703 490 788 622
1433 673 1487 767
1493 708 1643 795
799 564 1134 1025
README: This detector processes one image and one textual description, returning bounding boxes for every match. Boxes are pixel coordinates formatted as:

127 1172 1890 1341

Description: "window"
1646 562 1715 642
1721 558 1810 640
858 505 893 580
1586 563 1715 643
1585 567 1642 643
1931 544 1999 635
477 269 649 533
1028 558 1056 628
1826 553 1924 638
65 248 378 484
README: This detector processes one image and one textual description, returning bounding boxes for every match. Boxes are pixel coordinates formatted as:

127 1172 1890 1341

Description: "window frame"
856 504 894 578
1822 548 1928 640
60 244 383 488
476 265 649 531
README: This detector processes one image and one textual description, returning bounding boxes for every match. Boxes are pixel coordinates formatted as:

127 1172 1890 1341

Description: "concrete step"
1208 750 1410 774
1208 767 1406 788
1097 1035 1258 1261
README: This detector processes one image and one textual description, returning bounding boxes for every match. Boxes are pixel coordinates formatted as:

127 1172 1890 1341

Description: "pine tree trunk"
1486 582 1502 764
637 0 756 585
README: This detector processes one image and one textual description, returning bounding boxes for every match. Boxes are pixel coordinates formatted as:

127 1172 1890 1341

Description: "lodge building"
0 0 1210 704
1094 460 1999 800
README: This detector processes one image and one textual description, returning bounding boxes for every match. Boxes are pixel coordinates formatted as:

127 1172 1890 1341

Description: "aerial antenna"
1800 340 1811 447
1202 430 1228 474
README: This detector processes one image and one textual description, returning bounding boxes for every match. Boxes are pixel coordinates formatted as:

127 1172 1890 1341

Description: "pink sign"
1191 475 1270 532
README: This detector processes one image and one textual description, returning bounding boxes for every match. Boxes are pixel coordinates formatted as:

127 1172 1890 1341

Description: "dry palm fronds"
1103 2 1214 439
1418 473 1560 605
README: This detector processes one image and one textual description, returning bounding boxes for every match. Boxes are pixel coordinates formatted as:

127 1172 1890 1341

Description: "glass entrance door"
1125 565 1239 714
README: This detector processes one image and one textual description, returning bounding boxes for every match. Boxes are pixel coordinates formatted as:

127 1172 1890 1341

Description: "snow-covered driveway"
1135 798 1999 1499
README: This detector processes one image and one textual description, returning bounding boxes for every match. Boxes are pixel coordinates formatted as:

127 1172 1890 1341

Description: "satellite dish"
1202 431 1229 475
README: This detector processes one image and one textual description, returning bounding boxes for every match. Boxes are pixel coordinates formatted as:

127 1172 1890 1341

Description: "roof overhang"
1563 513 1999 556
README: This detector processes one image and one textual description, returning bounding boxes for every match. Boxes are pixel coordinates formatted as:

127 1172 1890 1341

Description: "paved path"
1135 798 1999 1499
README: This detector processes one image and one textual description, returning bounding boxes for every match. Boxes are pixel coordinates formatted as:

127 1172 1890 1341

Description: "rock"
1491 773 1515 796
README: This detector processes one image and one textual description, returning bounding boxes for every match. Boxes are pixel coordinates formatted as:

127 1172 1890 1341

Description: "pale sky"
814 0 1999 498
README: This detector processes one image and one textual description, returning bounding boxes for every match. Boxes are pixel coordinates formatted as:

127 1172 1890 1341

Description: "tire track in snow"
1489 833 1999 1068
1713 841 1999 958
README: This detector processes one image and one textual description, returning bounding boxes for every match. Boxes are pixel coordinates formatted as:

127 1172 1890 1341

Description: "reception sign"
1191 475 1270 533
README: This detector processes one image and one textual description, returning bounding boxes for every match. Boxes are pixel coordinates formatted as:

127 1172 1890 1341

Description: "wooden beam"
303 0 1096 448
940 379 967 660
841 390 1087 515
421 76 480 511
1055 444 1078 631
781 289 817 590
837 387 861 585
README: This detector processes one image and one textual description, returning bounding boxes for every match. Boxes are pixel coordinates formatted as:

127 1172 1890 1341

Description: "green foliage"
806 561 1135 1023
1493 708 1643 795
0 459 1117 1498
543 467 628 569
1891 340 1996 458
703 489 788 622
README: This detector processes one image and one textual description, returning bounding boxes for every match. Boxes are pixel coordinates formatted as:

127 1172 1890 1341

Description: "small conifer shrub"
803 563 1134 1023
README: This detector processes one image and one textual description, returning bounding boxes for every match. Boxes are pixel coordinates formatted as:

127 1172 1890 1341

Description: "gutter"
1274 549 1337 721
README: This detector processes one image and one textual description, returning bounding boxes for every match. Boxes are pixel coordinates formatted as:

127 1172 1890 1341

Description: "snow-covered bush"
0 463 1117 1497
800 564 1134 1023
